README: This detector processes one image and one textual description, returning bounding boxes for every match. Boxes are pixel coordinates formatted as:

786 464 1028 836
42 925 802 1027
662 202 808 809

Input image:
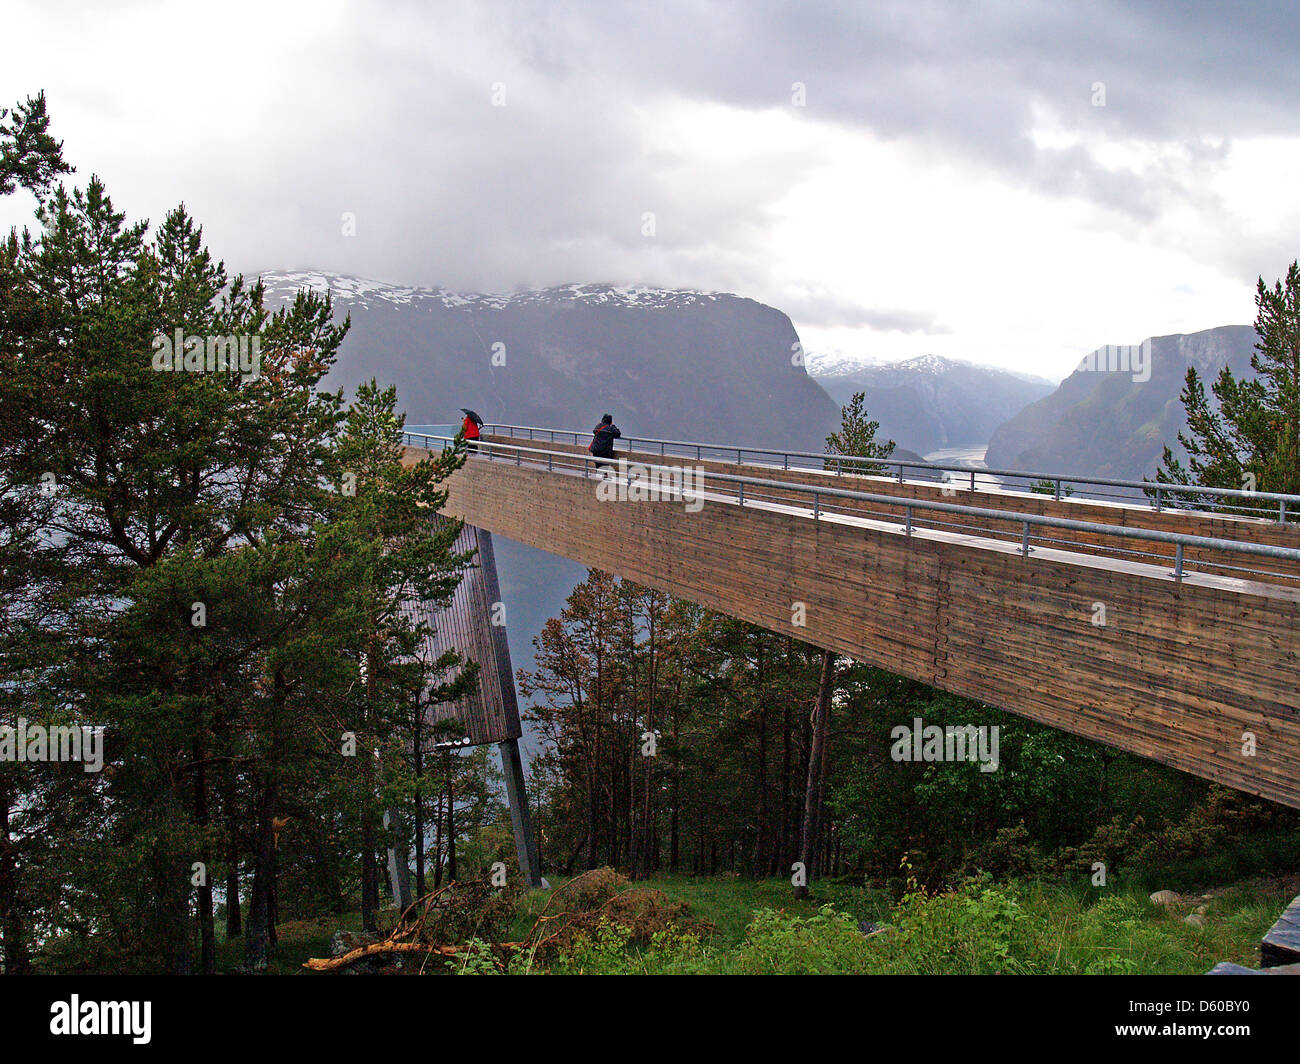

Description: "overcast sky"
6 0 1300 379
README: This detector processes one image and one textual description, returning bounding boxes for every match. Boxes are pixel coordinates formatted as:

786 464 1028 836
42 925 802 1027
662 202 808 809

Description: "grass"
251 870 1295 975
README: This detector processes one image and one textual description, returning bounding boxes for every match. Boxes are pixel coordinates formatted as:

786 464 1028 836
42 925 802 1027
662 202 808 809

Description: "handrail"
479 422 1300 522
402 431 1300 577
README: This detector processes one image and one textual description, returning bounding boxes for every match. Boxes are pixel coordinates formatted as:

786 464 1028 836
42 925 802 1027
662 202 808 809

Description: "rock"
1184 913 1206 927
1194 904 1209 916
329 929 380 957
328 929 392 973
541 877 552 890
858 920 894 938
1150 890 1181 906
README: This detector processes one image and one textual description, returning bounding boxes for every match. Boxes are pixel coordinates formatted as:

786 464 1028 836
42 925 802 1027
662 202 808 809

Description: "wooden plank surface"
401 519 522 745
483 435 1300 587
1262 894 1300 967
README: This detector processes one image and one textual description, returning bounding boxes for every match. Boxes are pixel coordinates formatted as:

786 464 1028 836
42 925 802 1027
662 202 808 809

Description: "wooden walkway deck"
403 435 1300 809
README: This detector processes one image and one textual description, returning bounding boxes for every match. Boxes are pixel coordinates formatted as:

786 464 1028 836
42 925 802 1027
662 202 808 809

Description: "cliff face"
260 272 841 453
985 325 1259 480
260 271 845 734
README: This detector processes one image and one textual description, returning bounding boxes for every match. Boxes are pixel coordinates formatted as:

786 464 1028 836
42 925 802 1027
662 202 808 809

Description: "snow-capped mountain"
803 347 892 377
258 271 730 313
809 353 1057 453
255 269 839 451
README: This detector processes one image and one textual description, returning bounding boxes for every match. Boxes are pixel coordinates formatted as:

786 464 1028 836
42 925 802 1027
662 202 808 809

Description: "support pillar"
476 528 543 887
498 737 541 887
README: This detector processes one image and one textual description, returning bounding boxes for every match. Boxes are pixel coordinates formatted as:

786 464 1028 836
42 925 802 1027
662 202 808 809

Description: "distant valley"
808 353 1057 456
985 325 1258 482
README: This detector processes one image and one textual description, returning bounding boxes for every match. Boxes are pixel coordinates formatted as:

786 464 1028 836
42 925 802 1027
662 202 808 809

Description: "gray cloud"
4 0 1298 341
778 289 947 333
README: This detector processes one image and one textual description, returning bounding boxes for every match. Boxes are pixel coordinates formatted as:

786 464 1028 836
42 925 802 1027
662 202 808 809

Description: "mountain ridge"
985 324 1258 482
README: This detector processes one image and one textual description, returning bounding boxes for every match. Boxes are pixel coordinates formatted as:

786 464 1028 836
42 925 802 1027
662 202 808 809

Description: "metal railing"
402 431 1300 585
479 422 1300 523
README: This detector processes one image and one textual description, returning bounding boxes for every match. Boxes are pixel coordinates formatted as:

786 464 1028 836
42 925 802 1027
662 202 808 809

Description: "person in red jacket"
461 410 482 452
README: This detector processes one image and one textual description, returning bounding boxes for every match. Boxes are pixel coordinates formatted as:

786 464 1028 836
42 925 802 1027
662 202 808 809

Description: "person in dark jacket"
589 413 621 473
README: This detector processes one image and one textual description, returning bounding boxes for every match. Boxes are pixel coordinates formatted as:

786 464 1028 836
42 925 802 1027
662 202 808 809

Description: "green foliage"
1155 260 1300 511
0 91 71 197
526 871 1284 975
825 391 896 474
449 937 500 976
0 95 480 974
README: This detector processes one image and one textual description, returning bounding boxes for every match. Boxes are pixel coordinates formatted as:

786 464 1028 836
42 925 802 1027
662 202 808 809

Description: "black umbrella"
460 408 483 427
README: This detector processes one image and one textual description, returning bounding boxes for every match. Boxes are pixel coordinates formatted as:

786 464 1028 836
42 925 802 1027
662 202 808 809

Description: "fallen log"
304 938 524 972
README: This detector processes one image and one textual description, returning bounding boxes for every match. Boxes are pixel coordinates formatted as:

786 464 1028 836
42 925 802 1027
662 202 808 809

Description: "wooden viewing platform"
402 431 1300 810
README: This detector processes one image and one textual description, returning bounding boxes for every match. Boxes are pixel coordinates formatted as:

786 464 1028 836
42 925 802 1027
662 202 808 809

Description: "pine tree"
1155 262 1300 514
825 391 897 475
0 91 71 196
328 379 469 928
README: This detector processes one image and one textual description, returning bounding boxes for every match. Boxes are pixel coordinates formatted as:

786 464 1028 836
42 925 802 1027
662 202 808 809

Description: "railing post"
1154 486 1162 512
738 481 745 506
970 470 976 492
697 445 701 461
548 450 553 472
784 453 789 471
905 506 912 536
813 493 820 520
1021 522 1030 557
897 465 904 483
1054 479 1062 501
1281 500 1288 523
737 448 743 465
1174 542 1185 581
